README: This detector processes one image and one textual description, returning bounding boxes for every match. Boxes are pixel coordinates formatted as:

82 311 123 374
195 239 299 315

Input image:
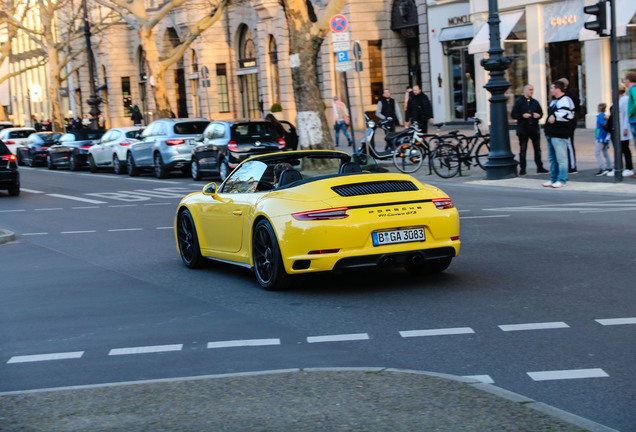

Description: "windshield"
9 130 33 139
231 123 280 143
73 132 104 141
173 122 209 135
37 133 61 142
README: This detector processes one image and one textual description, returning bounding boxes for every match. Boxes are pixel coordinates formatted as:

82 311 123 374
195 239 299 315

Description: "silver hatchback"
126 118 209 178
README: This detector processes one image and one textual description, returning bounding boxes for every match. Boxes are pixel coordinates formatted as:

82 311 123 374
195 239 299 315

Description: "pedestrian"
625 71 636 178
98 114 105 130
557 78 580 174
543 80 575 189
131 105 143 126
72 117 81 130
375 88 403 132
593 103 612 176
82 114 91 128
510 84 547 175
32 115 42 132
404 86 413 113
332 96 351 147
405 85 434 133
617 83 634 177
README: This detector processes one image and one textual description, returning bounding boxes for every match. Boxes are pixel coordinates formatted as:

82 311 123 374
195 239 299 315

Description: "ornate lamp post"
82 0 101 130
481 0 517 179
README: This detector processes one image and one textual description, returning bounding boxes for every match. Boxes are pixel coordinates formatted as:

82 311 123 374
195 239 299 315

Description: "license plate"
372 228 425 246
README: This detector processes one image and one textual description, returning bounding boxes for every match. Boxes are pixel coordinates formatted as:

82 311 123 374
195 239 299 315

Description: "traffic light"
584 0 608 36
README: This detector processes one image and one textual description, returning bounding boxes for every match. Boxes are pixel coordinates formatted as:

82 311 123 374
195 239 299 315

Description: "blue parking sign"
336 51 349 62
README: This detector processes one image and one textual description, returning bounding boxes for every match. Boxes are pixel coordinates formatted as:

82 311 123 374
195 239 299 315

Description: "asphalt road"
0 164 635 431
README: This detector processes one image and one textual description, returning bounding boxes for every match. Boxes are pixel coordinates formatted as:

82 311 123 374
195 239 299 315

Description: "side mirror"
203 182 217 196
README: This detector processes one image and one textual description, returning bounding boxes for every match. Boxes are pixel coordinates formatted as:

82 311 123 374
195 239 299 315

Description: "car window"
231 123 280 142
59 134 73 142
173 121 209 135
9 130 33 139
141 124 154 137
111 131 122 141
221 160 268 194
101 131 113 142
212 124 225 139
125 130 143 139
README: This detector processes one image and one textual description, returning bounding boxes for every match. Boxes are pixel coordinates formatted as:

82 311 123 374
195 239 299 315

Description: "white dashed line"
400 327 475 338
498 322 570 332
22 233 49 236
0 209 25 213
595 317 636 326
156 227 173 230
61 230 97 234
307 333 370 343
207 339 281 349
107 228 143 232
109 344 183 356
7 351 84 364
527 368 609 381
464 375 494 384
20 188 45 194
34 208 63 211
72 206 100 210
46 194 107 204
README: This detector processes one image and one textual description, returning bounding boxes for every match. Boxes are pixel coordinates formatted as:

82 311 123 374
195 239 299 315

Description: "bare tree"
282 0 347 149
94 0 227 118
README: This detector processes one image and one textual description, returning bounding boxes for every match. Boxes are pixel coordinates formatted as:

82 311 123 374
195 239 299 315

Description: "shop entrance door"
547 40 585 120
448 45 476 121
239 73 260 119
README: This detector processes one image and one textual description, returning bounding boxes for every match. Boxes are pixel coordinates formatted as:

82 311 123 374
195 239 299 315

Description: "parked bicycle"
430 118 490 178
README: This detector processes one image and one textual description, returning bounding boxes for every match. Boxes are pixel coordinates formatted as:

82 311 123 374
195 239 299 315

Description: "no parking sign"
330 15 348 33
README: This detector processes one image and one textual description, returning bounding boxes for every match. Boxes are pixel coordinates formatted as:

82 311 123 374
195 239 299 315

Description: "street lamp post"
481 0 517 179
82 0 101 130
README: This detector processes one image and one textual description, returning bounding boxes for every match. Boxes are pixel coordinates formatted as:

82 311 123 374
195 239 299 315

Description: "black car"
47 130 105 171
191 120 286 181
16 132 62 167
0 140 20 196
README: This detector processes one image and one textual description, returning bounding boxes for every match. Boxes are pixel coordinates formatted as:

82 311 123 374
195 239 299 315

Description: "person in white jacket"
607 84 634 177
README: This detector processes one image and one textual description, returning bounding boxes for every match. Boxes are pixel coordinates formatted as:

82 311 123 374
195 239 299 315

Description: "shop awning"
439 24 474 42
579 0 636 40
468 11 524 54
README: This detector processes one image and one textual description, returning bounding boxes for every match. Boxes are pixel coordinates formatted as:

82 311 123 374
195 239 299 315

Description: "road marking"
108 204 138 208
400 327 475 338
527 368 609 381
595 317 636 326
107 228 143 232
22 232 48 236
61 230 97 234
498 322 570 332
20 188 45 194
307 333 370 343
464 375 494 384
484 199 636 214
460 215 510 220
7 351 84 364
145 203 172 206
0 209 25 213
109 344 183 356
47 194 107 204
34 208 63 211
156 226 173 230
207 339 281 349
72 206 100 210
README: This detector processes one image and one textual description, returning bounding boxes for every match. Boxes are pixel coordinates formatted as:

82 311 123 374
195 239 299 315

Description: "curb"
1 367 620 432
0 229 15 245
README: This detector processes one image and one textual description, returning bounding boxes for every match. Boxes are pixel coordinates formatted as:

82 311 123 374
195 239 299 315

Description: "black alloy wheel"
127 153 139 176
69 153 80 171
191 157 202 181
113 154 125 174
252 219 290 291
27 154 36 167
219 161 229 181
177 209 203 268
47 155 56 170
154 153 168 179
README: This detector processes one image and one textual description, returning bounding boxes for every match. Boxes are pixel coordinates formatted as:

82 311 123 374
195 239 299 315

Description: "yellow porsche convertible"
175 150 460 290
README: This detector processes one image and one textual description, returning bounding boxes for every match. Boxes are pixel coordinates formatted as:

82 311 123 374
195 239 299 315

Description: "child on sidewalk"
594 103 612 176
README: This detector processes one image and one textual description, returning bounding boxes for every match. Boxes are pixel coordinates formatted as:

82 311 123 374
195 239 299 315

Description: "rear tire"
47 155 56 170
69 154 80 171
177 209 204 268
113 155 126 174
127 153 139 177
89 155 98 173
252 219 290 291
219 160 229 181
191 157 202 181
8 183 20 196
154 153 168 179
431 144 460 178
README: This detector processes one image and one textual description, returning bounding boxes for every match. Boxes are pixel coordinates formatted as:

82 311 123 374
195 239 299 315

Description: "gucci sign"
550 15 577 26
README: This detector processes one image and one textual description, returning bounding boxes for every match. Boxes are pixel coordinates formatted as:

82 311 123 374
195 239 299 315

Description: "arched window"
268 36 280 106
238 25 257 69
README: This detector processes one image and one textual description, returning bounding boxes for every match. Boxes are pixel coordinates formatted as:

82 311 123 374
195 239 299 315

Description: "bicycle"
430 118 490 178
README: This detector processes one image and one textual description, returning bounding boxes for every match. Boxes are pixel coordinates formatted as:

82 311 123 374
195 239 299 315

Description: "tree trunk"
139 28 173 118
46 42 65 133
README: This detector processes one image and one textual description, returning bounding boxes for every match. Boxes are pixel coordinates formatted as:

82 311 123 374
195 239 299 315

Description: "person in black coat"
511 84 547 174
405 85 434 133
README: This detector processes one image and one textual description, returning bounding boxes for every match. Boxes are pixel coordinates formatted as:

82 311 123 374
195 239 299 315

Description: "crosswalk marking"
207 339 281 349
8 351 84 364
109 345 183 356
527 368 609 381
498 322 570 332
400 327 475 338
307 333 370 343
595 317 636 326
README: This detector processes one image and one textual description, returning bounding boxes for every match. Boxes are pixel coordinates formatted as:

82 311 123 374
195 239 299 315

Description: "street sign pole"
609 0 622 182
353 41 365 153
330 15 355 147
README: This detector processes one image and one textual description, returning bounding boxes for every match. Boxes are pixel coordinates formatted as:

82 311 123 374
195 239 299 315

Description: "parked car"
0 140 20 196
16 132 62 167
0 127 36 154
88 127 144 174
47 130 105 171
0 121 14 132
191 120 286 181
126 118 209 179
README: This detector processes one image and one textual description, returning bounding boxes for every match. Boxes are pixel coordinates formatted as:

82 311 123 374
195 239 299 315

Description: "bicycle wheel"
393 142 425 173
431 143 460 178
475 139 490 170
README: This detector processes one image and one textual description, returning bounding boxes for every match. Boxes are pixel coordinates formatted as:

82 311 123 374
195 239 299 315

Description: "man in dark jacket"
543 81 575 188
511 84 547 175
405 85 434 133
375 89 403 132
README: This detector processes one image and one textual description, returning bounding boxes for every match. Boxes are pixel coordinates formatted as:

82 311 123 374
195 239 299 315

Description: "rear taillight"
432 198 455 210
308 249 340 255
165 139 185 146
292 207 349 221
278 138 286 149
5 140 15 145
119 140 132 146
79 145 92 149
228 140 239 152
1 154 17 162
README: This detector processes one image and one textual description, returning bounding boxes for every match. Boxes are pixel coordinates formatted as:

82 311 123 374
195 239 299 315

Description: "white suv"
88 127 144 174
0 127 36 154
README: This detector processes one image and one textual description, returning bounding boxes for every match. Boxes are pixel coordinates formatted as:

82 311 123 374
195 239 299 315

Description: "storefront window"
446 39 475 121
618 24 636 78
503 17 527 120
368 40 383 104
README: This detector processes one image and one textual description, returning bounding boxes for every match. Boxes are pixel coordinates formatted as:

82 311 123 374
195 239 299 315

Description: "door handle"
232 210 243 216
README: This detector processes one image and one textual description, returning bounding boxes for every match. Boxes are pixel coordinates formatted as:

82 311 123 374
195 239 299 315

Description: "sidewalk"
0 368 618 431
